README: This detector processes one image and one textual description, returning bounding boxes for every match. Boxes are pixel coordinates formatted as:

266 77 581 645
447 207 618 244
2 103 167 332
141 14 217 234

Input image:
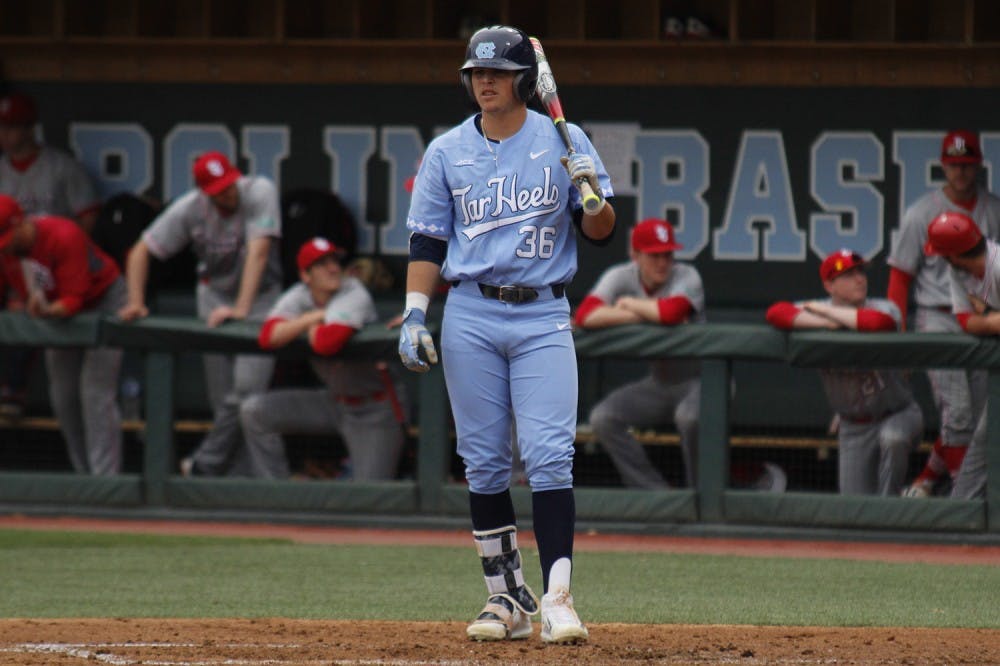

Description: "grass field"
3 528 999 628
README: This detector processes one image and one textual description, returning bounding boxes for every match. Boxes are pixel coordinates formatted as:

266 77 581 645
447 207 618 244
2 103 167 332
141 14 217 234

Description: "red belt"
334 391 388 406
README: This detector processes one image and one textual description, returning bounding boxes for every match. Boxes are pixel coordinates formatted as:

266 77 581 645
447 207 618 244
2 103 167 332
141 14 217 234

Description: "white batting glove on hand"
560 154 604 214
398 308 438 372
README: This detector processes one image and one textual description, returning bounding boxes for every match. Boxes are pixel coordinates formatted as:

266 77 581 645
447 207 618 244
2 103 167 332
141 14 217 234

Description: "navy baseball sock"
469 489 516 531
531 488 575 593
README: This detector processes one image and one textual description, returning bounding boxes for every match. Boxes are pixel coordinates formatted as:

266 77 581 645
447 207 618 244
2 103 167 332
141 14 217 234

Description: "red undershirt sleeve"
657 295 693 324
765 302 800 330
311 322 356 355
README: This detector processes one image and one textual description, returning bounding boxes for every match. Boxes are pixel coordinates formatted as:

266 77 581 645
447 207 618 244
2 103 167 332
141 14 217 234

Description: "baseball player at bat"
767 250 924 496
241 238 407 480
887 130 1000 497
0 195 126 475
118 151 283 477
924 211 1000 499
398 25 615 644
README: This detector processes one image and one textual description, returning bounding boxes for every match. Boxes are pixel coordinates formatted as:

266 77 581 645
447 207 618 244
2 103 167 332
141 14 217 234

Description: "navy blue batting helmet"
460 26 538 103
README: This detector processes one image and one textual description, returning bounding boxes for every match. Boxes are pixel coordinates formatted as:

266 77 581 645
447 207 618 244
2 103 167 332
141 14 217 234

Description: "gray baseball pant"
916 307 987 446
588 374 700 489
45 278 127 476
837 401 923 495
187 285 278 476
240 388 405 480
951 408 987 499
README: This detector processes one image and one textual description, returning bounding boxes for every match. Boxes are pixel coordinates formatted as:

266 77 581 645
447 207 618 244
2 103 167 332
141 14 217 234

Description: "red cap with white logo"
940 130 982 165
631 218 683 253
297 237 345 271
193 152 241 196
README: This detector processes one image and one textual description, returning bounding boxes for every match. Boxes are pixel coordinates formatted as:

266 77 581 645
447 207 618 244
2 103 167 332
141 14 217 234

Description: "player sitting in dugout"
245 237 407 481
766 250 923 496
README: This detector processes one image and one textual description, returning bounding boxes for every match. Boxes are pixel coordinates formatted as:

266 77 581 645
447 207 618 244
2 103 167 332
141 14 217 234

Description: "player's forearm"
580 200 615 241
233 238 271 316
618 297 660 323
405 260 441 299
963 311 1000 335
804 302 856 329
577 305 642 329
124 241 151 307
791 310 841 330
266 311 325 348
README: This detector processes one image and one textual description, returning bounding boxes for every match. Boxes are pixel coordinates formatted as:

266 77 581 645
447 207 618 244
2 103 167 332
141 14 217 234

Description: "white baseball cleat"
466 594 533 641
540 588 588 644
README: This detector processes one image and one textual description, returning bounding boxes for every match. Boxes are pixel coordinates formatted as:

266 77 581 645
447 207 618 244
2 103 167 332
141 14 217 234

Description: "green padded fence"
0 311 996 534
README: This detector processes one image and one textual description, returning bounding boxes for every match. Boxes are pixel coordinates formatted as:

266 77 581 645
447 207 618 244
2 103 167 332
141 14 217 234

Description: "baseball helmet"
924 211 982 256
459 26 538 104
940 130 982 165
819 249 866 281
631 218 683 253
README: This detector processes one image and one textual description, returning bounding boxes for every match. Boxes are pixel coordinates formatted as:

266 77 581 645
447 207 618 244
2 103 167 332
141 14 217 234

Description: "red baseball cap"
297 237 344 271
820 249 866 281
631 218 683 253
924 211 982 256
0 93 37 125
0 195 24 251
193 152 241 196
940 130 982 165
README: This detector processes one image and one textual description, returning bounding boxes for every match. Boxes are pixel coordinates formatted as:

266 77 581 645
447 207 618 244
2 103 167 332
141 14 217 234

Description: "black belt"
454 281 566 304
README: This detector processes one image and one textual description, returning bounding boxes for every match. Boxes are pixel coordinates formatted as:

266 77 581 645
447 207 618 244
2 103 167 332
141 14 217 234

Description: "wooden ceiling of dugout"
0 0 998 86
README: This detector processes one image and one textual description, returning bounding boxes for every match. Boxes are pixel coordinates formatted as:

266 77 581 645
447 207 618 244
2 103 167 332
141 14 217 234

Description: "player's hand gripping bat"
529 37 603 215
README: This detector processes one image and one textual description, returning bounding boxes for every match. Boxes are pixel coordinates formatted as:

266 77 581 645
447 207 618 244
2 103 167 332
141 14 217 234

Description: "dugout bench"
0 311 997 536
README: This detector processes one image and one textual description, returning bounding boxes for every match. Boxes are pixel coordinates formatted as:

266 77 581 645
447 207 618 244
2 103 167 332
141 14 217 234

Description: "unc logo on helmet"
475 42 496 59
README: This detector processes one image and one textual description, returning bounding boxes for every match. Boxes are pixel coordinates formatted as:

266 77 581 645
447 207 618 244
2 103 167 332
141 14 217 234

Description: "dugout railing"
0 311 996 535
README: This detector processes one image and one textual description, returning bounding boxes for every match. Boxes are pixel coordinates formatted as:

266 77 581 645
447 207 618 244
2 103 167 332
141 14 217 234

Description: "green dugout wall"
0 312 996 536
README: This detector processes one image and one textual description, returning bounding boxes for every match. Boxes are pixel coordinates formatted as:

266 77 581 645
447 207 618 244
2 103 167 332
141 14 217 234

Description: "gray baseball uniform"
806 297 924 496
947 239 1000 499
586 261 704 489
0 146 99 220
888 187 1000 446
143 175 283 475
240 277 406 480
2 216 125 475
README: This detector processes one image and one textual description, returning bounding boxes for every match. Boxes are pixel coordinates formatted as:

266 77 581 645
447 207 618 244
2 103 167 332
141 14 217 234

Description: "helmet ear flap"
460 70 475 104
513 67 538 103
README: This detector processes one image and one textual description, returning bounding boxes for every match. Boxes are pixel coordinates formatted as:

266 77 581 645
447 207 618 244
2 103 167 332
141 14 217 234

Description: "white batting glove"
560 154 604 214
398 308 438 373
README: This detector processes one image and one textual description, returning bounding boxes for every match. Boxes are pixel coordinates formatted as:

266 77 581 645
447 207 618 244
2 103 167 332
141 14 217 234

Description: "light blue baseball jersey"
406 110 613 287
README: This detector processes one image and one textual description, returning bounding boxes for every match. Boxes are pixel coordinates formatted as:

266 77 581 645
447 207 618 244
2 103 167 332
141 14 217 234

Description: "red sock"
913 438 947 484
939 443 968 478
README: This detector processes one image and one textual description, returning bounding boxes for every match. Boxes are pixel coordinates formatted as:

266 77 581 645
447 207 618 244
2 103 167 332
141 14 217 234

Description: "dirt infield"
2 515 1000 664
1 618 998 665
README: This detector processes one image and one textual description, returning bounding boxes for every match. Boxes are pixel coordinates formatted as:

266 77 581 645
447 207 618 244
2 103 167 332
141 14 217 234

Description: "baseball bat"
529 37 603 214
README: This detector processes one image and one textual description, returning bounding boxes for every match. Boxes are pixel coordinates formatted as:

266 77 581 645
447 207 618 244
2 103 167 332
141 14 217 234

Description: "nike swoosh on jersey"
453 160 475 167
529 149 549 160
557 322 571 330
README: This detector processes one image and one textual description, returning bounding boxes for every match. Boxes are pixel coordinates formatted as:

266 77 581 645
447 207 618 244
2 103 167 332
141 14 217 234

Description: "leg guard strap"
472 525 539 615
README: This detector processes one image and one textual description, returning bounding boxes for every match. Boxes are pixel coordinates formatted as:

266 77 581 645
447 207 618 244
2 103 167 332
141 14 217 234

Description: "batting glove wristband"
398 308 438 372
560 154 605 215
